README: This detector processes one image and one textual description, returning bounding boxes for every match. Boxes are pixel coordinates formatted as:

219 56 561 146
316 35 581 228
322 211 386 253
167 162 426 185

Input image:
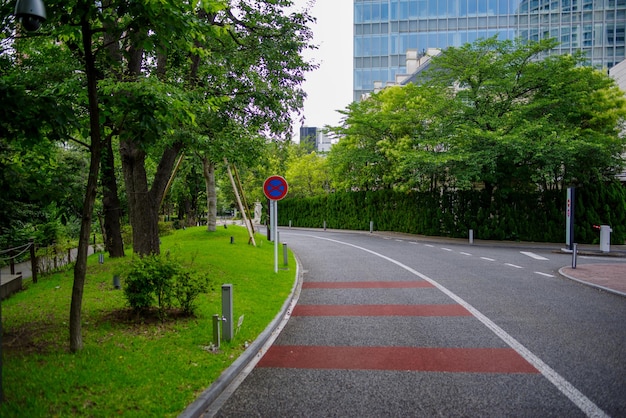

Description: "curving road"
209 229 626 417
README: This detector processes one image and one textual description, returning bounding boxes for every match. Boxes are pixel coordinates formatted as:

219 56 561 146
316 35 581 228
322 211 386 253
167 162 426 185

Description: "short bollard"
370 221 374 233
230 236 234 244
113 275 120 289
99 253 104 264
572 243 578 269
469 229 474 244
283 243 288 266
212 314 221 348
289 220 292 228
323 221 327 231
222 284 234 342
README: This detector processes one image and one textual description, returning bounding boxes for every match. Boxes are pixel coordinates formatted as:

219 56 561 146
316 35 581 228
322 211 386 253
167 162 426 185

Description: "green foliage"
327 37 626 194
279 183 626 244
123 254 210 316
121 224 133 247
158 221 175 237
285 151 331 198
172 270 210 315
1 226 295 417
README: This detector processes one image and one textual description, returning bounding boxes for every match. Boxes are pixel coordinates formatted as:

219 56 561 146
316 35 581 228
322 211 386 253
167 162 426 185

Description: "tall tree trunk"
202 156 217 232
120 139 159 255
120 138 184 256
100 1 125 258
70 19 103 353
101 136 125 257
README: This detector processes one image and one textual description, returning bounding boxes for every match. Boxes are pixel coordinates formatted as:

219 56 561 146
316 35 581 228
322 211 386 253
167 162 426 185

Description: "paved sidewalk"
560 263 626 297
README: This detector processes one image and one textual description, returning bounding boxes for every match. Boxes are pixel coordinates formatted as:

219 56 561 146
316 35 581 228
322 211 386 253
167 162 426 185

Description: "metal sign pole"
566 187 575 250
262 175 288 274
273 200 278 273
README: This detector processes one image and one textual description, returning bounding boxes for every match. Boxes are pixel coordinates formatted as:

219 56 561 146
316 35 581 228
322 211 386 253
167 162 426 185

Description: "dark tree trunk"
101 136 125 257
202 157 217 232
70 18 103 353
100 3 125 258
120 138 183 256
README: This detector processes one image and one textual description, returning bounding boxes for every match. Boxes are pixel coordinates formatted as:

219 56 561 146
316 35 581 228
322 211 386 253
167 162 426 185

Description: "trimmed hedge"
277 183 626 245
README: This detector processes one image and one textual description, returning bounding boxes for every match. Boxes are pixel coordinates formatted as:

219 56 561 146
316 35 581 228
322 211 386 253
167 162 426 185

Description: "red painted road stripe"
258 345 539 374
302 281 434 289
292 304 471 317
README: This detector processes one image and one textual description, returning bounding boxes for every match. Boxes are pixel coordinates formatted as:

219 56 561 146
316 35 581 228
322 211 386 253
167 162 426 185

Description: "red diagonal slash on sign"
263 175 288 200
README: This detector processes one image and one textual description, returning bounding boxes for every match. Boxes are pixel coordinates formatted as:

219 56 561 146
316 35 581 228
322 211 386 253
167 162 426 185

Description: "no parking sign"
263 176 288 272
263 175 289 201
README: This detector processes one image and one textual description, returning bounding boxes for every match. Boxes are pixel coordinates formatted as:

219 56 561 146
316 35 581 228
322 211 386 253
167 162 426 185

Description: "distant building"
367 48 441 98
299 126 336 153
299 126 317 150
354 0 626 101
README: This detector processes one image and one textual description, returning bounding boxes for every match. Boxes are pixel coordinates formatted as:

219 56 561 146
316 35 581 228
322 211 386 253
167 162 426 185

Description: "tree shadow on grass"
3 308 196 355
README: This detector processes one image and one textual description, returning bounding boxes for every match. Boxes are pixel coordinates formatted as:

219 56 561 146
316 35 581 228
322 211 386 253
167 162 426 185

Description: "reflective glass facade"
354 0 626 101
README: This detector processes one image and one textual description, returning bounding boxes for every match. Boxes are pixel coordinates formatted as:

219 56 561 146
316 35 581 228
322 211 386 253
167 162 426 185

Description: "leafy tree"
329 37 626 195
186 1 316 232
285 150 330 198
425 37 626 192
327 98 397 191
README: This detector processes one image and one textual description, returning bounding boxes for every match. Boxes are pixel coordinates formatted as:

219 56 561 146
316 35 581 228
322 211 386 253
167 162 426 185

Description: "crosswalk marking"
520 251 549 260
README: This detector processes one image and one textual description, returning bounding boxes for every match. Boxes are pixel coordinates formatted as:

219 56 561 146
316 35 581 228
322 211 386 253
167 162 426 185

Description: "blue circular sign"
263 175 289 200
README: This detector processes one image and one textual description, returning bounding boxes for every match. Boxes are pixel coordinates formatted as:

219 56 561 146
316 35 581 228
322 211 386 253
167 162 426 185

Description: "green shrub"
158 221 175 236
278 183 626 244
121 224 133 247
123 254 210 317
172 271 210 315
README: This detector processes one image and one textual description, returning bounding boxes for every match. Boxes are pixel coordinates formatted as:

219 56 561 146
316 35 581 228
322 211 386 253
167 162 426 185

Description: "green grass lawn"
1 225 296 417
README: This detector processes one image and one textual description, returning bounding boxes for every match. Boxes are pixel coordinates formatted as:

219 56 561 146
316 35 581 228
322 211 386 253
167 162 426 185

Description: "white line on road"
460 252 472 256
481 257 496 262
521 251 549 260
505 263 523 269
425 244 434 248
307 234 609 418
535 272 555 278
441 247 453 251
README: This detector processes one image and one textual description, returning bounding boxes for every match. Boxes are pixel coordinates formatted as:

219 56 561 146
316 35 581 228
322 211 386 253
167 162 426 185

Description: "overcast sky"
290 0 353 140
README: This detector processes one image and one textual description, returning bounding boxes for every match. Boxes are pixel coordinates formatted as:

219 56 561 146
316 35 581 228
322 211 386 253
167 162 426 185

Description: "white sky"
290 0 354 140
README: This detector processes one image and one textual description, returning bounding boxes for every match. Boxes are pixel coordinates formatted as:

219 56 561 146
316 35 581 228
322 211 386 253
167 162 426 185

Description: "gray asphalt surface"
191 229 626 417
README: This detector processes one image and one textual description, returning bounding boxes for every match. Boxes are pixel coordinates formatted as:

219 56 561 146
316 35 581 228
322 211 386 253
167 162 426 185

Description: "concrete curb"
178 256 303 418
558 267 626 298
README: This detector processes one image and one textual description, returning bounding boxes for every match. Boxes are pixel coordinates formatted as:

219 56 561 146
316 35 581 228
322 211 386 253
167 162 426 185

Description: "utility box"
600 225 612 253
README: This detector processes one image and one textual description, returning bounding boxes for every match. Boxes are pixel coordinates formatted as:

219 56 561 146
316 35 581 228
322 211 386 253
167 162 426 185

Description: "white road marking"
425 244 434 248
481 257 496 262
521 251 549 261
460 252 472 256
395 239 403 242
441 247 453 251
505 263 523 269
308 234 609 418
409 242 418 245
535 272 555 278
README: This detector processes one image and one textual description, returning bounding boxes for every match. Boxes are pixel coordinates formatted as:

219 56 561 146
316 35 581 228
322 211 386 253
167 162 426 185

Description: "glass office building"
354 0 626 101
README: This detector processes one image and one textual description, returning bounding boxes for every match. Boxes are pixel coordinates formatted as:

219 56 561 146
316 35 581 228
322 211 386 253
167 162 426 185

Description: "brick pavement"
560 263 626 296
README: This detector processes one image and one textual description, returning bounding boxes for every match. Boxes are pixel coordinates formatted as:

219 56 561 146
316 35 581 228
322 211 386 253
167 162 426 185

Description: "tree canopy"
328 37 626 194
1 0 316 352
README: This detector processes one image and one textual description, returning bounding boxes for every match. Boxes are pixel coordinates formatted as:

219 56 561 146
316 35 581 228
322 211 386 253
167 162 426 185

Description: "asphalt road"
210 229 626 417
